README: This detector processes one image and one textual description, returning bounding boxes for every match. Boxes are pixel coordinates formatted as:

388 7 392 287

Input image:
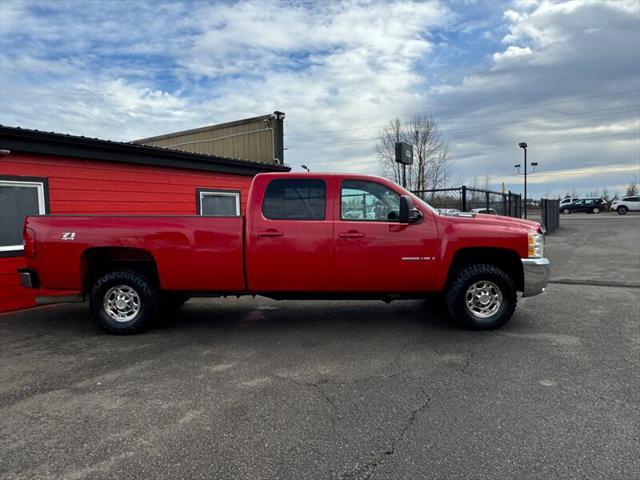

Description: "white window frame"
198 190 241 217
0 179 47 252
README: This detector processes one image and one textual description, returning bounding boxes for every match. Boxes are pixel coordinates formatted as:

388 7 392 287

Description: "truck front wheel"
445 264 517 330
89 270 160 334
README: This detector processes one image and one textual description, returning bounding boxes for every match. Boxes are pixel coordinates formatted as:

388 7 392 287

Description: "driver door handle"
257 229 284 237
339 231 364 239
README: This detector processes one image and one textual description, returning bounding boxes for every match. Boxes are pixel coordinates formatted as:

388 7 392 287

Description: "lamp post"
301 165 310 172
514 142 538 219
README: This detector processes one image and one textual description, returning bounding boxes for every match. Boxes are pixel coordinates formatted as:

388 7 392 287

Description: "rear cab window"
262 179 326 220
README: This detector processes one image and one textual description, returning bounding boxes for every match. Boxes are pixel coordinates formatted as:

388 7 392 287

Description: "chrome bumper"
521 258 550 297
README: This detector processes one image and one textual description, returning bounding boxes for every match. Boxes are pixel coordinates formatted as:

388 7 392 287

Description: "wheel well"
81 247 159 291
447 247 524 292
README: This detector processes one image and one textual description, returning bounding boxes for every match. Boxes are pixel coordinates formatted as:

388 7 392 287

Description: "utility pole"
514 142 538 219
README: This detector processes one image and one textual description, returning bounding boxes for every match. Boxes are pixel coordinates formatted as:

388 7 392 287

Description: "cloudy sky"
1 0 638 197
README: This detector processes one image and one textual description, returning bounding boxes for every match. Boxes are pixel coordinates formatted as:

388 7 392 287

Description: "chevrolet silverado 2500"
19 173 549 334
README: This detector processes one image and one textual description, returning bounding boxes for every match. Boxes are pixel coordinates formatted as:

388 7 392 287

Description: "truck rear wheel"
89 270 160 334
445 264 517 330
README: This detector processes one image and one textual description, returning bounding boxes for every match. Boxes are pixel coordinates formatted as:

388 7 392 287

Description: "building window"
262 179 326 220
0 177 49 256
197 189 241 216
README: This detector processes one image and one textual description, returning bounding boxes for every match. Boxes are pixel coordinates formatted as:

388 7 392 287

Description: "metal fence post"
508 191 512 217
461 186 467 212
485 192 490 212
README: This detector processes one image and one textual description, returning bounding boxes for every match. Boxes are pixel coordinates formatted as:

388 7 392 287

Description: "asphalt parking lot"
1 215 639 480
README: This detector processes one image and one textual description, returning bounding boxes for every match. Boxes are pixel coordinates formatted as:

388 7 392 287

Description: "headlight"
528 232 544 258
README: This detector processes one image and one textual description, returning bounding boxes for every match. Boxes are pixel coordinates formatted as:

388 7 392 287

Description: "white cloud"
492 45 533 62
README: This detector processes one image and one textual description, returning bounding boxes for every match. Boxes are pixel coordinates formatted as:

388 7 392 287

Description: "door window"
341 180 400 221
0 178 48 253
262 179 326 220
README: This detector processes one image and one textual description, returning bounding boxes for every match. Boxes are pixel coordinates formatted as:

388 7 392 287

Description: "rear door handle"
339 231 364 239
257 229 284 237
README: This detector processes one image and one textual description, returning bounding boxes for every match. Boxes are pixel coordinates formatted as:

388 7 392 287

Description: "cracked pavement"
1 215 639 479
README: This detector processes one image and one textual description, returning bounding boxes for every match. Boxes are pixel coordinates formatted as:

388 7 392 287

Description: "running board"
36 294 85 305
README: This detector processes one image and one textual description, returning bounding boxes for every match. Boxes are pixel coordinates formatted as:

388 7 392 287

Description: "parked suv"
561 198 606 214
470 207 497 215
560 197 579 209
610 196 640 215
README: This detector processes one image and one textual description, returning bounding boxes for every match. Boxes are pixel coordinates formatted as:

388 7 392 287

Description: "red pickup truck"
19 173 549 334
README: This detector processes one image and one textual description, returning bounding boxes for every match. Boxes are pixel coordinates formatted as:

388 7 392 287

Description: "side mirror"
399 195 412 224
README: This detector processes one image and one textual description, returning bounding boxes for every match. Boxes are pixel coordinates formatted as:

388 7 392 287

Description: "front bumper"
521 258 550 297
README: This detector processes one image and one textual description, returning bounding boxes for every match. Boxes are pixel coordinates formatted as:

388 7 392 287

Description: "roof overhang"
0 126 290 176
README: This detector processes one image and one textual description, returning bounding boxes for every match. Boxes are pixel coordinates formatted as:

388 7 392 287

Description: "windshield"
380 180 440 214
411 194 439 214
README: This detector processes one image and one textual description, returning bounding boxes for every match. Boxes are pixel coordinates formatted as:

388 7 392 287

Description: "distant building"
135 111 286 165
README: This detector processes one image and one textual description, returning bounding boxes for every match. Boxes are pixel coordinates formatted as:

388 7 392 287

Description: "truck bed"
24 216 246 292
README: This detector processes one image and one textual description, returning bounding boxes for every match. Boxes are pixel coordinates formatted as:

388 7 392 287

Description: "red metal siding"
0 152 254 313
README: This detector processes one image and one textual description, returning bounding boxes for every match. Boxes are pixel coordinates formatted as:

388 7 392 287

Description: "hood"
439 212 543 232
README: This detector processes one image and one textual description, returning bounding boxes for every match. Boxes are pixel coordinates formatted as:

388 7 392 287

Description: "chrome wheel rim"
103 285 141 323
465 281 502 319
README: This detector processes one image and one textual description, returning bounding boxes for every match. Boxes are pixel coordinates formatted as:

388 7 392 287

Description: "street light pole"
515 142 538 219
523 145 527 219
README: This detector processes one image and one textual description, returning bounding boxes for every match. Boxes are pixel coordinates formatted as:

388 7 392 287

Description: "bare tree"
376 115 449 192
625 179 638 197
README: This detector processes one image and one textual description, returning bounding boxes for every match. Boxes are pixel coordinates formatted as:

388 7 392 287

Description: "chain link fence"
412 186 522 218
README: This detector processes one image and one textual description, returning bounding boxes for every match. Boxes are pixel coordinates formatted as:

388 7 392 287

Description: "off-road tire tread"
89 270 160 335
445 264 517 330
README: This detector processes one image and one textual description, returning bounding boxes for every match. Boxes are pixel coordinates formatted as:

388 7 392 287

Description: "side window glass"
262 179 326 220
341 180 400 221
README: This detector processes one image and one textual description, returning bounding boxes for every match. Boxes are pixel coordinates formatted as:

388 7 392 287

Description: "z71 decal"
61 232 76 241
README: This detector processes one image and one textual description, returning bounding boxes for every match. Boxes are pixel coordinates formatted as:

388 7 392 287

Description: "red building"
0 125 289 313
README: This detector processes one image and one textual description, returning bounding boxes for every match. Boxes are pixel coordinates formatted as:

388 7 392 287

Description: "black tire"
445 264 517 330
617 206 628 215
89 270 160 334
562 208 570 215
